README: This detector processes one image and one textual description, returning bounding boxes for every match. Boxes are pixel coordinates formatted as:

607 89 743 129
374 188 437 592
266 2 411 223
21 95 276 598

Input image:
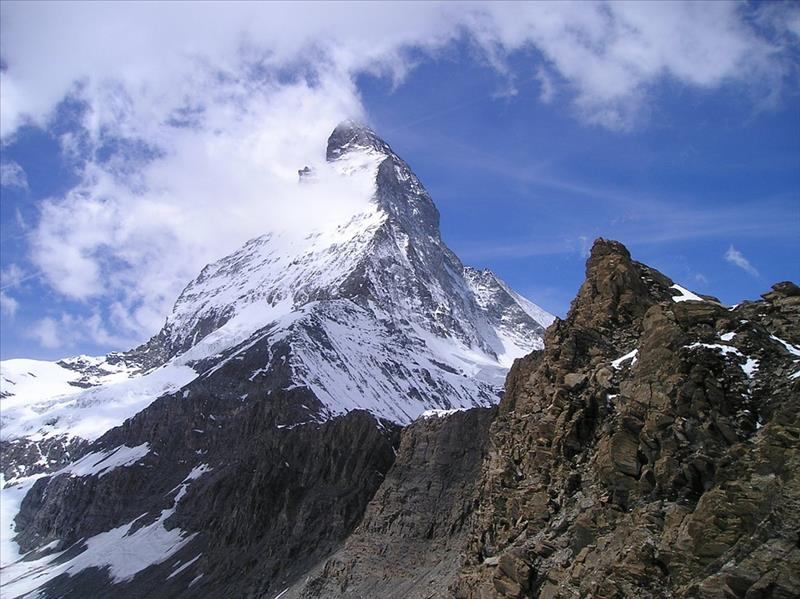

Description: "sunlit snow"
611 349 638 369
1 362 196 442
670 284 704 303
58 444 150 478
685 343 759 378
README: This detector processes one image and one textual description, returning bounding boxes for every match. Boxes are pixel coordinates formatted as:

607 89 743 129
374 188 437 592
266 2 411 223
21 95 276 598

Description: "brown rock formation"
455 239 799 598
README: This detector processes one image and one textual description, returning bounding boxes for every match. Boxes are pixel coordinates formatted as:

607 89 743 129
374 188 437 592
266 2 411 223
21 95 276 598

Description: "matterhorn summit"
0 122 553 598
2 121 552 449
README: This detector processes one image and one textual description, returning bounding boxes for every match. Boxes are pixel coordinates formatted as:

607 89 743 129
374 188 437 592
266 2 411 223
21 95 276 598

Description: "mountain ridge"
2 236 797 598
5 124 793 599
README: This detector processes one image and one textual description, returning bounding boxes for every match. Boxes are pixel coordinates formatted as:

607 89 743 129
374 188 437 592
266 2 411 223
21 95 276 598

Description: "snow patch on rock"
611 349 638 369
670 284 704 303
58 444 150 479
420 409 462 419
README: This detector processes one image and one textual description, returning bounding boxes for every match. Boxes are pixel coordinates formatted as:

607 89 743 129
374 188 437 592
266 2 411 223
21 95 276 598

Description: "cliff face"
291 407 495 599
455 239 800 598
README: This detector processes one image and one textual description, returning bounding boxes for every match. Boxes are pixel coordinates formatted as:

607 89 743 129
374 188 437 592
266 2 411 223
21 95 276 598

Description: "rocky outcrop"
455 239 800 598
0 436 88 480
289 407 495 598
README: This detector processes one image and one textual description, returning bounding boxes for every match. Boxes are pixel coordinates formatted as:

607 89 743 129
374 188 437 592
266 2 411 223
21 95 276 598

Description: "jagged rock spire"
568 237 674 333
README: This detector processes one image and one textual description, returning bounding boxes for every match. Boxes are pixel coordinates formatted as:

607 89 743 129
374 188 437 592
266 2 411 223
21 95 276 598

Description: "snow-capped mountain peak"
0 124 554 596
326 120 395 161
1 122 553 447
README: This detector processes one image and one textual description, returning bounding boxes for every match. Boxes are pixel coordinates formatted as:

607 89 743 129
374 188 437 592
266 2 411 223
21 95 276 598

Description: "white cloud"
27 311 142 350
1 2 794 138
1 263 26 289
28 77 373 338
0 161 28 189
1 1 795 349
725 245 759 277
535 66 556 104
0 2 456 139
0 291 18 318
29 317 61 348
470 2 787 128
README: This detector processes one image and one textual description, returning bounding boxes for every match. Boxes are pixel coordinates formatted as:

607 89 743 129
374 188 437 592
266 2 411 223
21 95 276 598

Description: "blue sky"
359 48 800 313
1 1 799 360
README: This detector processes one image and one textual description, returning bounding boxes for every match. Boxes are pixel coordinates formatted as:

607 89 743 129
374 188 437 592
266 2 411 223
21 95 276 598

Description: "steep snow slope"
140 121 552 422
1 122 552 448
146 123 551 378
1 360 195 442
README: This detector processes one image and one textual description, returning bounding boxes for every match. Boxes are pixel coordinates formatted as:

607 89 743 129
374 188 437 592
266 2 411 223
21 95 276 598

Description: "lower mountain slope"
2 377 398 598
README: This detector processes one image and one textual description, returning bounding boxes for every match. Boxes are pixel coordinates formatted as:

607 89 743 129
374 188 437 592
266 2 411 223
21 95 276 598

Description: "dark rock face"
455 239 800 598
326 120 396 162
14 369 399 598
0 435 88 479
290 407 495 598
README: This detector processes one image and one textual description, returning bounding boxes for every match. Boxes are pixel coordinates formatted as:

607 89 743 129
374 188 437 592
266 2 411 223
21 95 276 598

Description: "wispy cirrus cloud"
0 291 19 318
725 245 759 277
0 264 23 319
449 157 798 262
27 310 144 350
0 161 28 189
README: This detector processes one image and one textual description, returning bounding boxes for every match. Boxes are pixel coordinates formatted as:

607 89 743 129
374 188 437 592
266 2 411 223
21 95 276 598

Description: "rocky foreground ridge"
2 230 798 599
452 239 799 598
